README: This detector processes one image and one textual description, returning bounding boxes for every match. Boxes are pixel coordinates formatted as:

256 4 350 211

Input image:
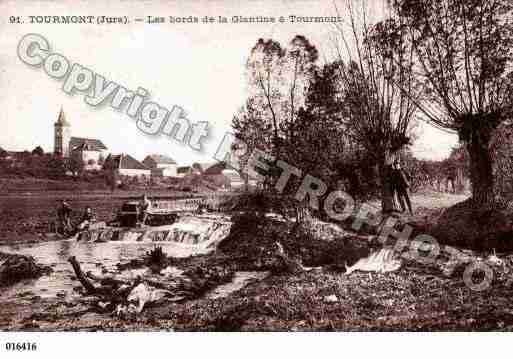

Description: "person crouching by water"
392 160 413 215
78 206 96 231
139 194 151 225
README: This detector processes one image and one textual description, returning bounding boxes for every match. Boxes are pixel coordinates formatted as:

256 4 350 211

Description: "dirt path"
411 191 469 209
365 191 469 214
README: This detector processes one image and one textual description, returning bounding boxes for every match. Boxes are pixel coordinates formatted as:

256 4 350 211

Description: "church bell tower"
54 108 71 157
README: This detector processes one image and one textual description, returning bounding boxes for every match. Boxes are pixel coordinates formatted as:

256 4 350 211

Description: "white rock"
127 282 172 313
345 248 402 275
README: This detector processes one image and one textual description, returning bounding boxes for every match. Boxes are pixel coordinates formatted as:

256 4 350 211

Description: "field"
0 178 200 244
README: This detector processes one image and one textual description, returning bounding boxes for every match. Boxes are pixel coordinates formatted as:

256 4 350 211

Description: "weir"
76 215 232 250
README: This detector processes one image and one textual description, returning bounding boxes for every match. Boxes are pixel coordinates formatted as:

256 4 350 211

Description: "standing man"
57 199 72 234
446 174 456 193
139 194 152 225
392 160 413 215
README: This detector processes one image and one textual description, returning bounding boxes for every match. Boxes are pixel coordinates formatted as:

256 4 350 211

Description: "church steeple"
55 107 70 127
54 107 72 157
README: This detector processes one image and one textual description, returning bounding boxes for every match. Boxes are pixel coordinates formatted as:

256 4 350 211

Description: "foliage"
332 4 418 162
234 36 320 185
31 146 44 156
394 0 513 130
0 152 67 179
146 246 167 266
324 1 419 211
397 145 470 192
234 31 386 205
68 155 85 177
393 0 513 203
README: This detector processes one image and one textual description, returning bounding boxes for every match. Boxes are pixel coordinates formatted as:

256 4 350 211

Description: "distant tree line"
0 147 107 185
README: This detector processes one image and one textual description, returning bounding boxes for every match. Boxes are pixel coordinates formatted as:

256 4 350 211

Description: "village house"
103 153 151 178
54 108 108 170
222 168 247 189
70 140 108 171
176 166 193 178
49 107 252 189
175 162 216 178
142 154 177 177
197 162 231 188
175 161 251 190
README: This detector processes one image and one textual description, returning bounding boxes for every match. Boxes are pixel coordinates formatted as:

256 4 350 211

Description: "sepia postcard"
0 0 512 357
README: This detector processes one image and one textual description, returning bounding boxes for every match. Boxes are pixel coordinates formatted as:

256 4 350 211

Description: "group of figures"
55 194 152 236
56 200 96 235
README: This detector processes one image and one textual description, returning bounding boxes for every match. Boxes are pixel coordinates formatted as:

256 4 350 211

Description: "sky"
0 0 458 165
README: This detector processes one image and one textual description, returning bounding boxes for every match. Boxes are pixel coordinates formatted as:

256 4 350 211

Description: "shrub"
146 246 167 266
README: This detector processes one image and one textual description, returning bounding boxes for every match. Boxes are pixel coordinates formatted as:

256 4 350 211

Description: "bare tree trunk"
378 161 395 214
68 256 98 295
466 128 494 205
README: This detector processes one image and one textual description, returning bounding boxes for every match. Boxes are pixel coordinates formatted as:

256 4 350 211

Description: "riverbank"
2 246 513 331
1 191 513 331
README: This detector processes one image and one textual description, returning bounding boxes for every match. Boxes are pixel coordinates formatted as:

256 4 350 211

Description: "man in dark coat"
139 194 152 225
392 160 413 215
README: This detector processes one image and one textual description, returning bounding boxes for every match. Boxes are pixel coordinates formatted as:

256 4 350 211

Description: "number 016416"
5 342 38 351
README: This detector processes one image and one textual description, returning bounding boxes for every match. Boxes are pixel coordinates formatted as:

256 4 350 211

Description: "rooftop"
144 154 177 165
70 137 108 152
104 153 148 170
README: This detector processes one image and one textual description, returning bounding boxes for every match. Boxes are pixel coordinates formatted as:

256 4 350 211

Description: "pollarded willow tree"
393 0 513 205
332 1 419 212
